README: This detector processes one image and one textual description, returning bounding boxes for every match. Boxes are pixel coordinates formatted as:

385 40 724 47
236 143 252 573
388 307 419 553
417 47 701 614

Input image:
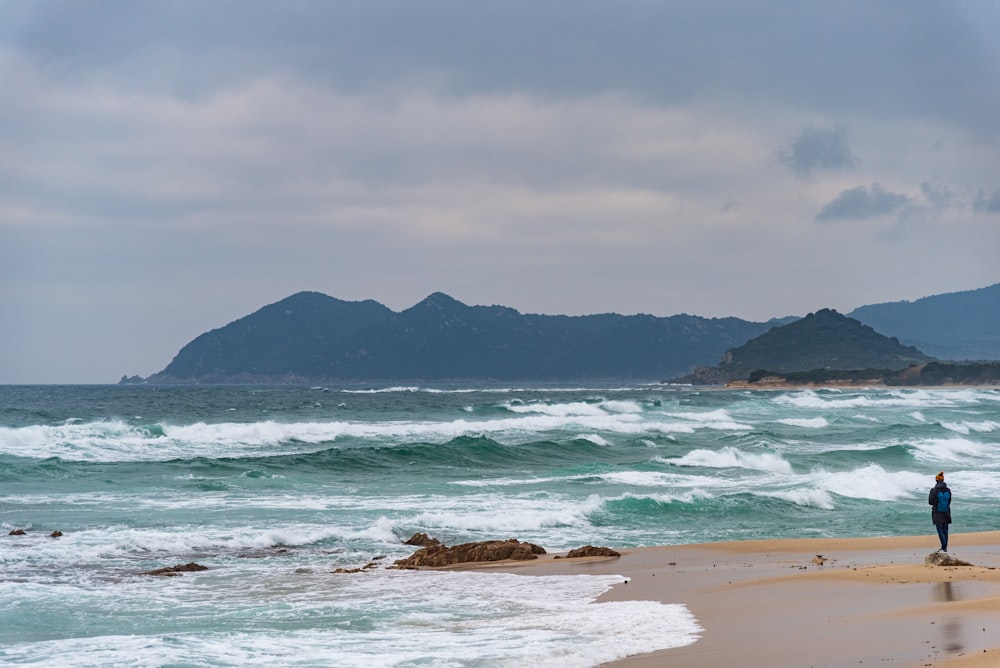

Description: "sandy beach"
464 531 1000 667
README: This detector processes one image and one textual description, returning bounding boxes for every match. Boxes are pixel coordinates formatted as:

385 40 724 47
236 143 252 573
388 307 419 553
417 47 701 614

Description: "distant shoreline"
725 380 1000 389
675 360 1000 389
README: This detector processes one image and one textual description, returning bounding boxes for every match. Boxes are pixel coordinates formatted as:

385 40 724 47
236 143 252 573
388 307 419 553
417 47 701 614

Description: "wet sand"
463 531 1000 667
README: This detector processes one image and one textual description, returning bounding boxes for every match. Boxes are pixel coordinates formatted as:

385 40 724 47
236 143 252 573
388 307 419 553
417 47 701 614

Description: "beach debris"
393 538 546 569
8 529 27 536
925 552 974 567
403 532 442 547
554 545 621 559
49 530 63 538
142 562 209 577
811 554 828 566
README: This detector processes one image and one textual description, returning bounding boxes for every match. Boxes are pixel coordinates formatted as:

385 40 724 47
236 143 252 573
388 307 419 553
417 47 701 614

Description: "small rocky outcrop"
557 545 621 559
393 538 546 569
8 529 26 536
332 555 387 574
403 532 442 547
50 530 63 538
333 561 382 574
925 552 974 567
142 562 209 577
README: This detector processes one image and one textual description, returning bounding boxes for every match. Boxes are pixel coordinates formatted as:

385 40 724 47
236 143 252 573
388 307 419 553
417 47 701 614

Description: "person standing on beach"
928 472 952 552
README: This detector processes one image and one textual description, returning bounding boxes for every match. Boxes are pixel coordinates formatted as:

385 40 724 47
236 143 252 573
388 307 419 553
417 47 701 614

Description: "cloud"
973 189 1000 213
815 183 910 221
4 2 1000 131
919 182 957 211
780 126 856 174
3 2 1000 382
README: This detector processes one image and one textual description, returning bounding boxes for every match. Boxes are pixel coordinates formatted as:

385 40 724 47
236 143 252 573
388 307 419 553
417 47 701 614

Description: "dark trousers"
935 523 949 551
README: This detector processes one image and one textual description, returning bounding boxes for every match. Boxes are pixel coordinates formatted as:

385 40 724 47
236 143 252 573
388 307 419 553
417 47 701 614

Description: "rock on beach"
393 537 546 569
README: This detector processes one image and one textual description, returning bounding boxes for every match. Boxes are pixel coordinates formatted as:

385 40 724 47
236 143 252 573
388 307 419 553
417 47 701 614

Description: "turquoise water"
2 384 999 666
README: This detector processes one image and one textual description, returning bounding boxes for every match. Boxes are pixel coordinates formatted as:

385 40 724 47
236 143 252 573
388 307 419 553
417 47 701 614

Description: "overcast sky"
2 1 999 383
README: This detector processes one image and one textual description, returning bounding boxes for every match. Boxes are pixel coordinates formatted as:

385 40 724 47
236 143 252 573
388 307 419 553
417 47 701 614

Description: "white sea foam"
776 389 971 410
341 386 423 393
408 495 607 534
614 489 717 505
450 469 729 492
776 417 829 429
665 409 752 430
908 437 991 463
576 433 611 446
808 464 926 502
596 470 677 487
339 385 650 395
0 522 407 573
601 400 645 413
0 570 699 667
663 446 794 474
758 488 835 510
2 412 657 462
1 398 756 463
504 400 640 417
940 420 1000 435
449 475 571 487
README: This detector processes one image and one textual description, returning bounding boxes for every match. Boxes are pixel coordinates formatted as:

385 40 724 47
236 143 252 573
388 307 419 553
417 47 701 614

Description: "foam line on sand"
463 531 1000 667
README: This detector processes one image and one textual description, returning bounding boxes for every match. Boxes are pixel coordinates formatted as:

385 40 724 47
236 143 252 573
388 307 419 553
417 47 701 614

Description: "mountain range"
143 292 791 383
135 283 999 384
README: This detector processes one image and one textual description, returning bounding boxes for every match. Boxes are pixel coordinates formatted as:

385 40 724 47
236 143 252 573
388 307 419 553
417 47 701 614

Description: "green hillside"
721 308 933 374
676 308 934 384
849 283 1000 360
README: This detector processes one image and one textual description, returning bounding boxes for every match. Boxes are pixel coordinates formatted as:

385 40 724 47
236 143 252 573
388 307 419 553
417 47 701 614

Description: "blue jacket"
929 481 952 525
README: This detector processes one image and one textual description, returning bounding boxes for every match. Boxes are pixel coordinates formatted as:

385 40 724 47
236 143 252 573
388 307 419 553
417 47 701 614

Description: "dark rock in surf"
403 532 442 547
142 562 209 576
49 530 63 538
8 529 26 536
393 538 546 569
333 561 381 574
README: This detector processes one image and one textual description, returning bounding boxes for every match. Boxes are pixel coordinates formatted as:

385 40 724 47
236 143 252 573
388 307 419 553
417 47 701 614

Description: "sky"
2 1 999 383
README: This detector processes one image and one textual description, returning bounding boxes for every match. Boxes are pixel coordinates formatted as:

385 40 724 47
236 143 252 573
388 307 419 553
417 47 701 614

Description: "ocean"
2 383 999 666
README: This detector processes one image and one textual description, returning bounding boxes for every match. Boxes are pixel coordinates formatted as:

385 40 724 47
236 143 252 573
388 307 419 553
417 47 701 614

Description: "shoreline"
664 382 1000 391
459 531 1000 667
